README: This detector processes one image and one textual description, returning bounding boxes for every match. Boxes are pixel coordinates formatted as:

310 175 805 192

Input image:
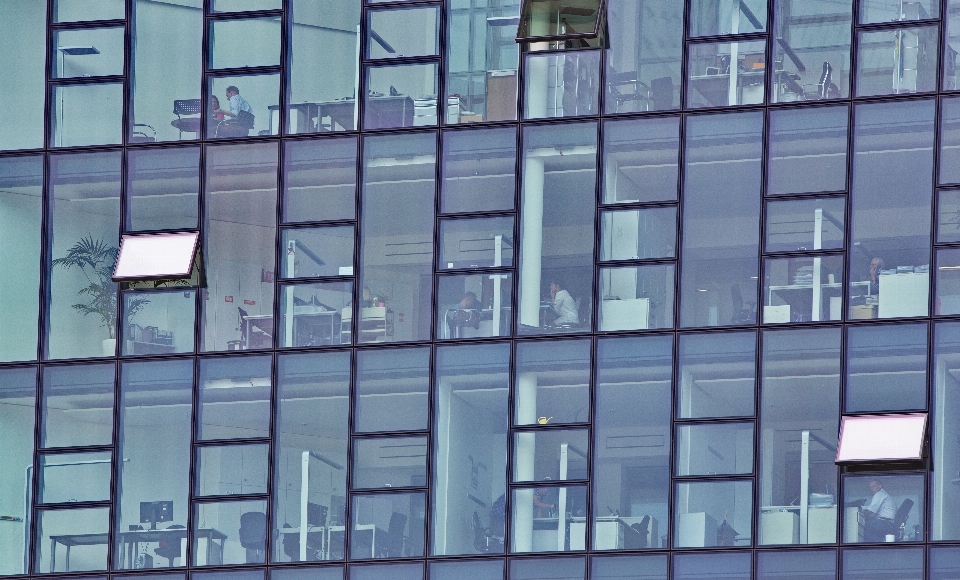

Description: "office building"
1 0 960 578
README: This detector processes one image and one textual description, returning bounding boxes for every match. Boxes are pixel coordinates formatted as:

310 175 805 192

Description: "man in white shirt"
550 280 579 326
213 86 255 136
861 479 897 541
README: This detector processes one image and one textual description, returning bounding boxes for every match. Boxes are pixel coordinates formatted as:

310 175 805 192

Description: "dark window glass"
351 562 423 580
941 97 960 185
283 136 358 222
364 64 439 129
270 567 344 580
0 367 36 576
767 106 849 195
41 364 115 448
933 323 960 539
856 26 939 96
126 147 200 231
674 480 753 548
842 546 922 576
757 550 837 580
601 116 680 204
350 492 425 559
679 111 763 327
771 0 853 102
213 0 281 12
946 0 960 90
673 552 751 580
509 556 585 579
524 51 601 119
198 355 272 440
591 554 668 579
931 546 960 579
441 126 517 214
936 248 960 315
430 559 504 580
845 323 927 413
677 331 756 418
687 41 767 108
940 189 960 244
194 570 264 580
356 347 429 433
0 1 45 150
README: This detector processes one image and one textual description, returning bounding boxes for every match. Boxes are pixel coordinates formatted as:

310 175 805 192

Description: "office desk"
48 532 108 572
49 528 225 571
291 307 340 346
268 96 416 133
766 281 871 323
324 524 377 559
689 70 766 106
443 307 511 339
568 516 659 550
276 525 326 561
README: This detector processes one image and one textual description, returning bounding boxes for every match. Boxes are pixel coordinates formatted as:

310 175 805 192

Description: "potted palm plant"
52 236 149 356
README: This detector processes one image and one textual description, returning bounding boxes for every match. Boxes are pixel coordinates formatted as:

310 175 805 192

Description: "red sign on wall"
224 296 234 303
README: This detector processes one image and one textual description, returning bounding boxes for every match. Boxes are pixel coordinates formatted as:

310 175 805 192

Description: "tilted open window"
112 231 203 287
516 0 605 46
835 413 928 465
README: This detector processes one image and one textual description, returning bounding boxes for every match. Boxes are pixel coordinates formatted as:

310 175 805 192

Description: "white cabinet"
600 298 649 331
677 512 717 547
760 511 799 544
879 272 928 318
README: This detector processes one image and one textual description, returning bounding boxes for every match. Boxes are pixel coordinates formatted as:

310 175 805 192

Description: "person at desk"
860 479 897 542
213 86 255 136
548 279 579 326
211 95 225 122
447 291 482 338
868 257 885 296
533 481 556 518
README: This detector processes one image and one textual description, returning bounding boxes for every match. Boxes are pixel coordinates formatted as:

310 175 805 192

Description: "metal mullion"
429 128 442 343
596 198 681 212
49 75 127 87
685 31 768 46
35 499 113 512
596 257 679 269
39 443 116 455
855 18 942 34
280 218 359 230
193 437 272 448
26 362 43 575
435 265 513 277
279 274 355 285
352 429 431 440
207 9 284 20
763 190 850 203
49 19 127 31
193 493 271 504
762 249 846 260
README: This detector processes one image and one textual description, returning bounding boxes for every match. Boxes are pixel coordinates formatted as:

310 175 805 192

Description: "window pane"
271 567 344 580
771 0 853 102
114 232 199 280
368 7 438 59
0 1 45 150
39 451 111 504
364 64 438 129
763 255 845 323
273 351 350 563
514 340 590 426
0 367 35 576
440 216 515 269
510 485 587 553
677 331 756 418
132 0 203 142
55 0 124 21
591 554 668 579
605 0 682 113
431 343 509 556
600 207 677 260
356 347 429 433
201 142 278 351
350 492 425 559
192 499 267 565
939 190 960 243
860 0 937 23
195 571 264 580
115 359 192 569
845 323 927 413
842 474 923 543
932 546 960 578
767 106 849 195
524 51 600 119
281 227 354 279
937 248 960 315
437 273 513 339
757 550 836 580
36 508 109 573
210 18 281 69
766 197 845 252
849 100 934 319
946 0 960 90
676 422 754 476
679 112 762 327
0 156 41 361
836 414 927 463
602 116 680 204
517 0 603 40
598 264 675 331
196 444 269 496
288 0 361 133
198 356 272 440
279 282 353 348
41 364 115 448
674 480 752 547
213 0 282 11
941 97 960 184
687 41 767 108
352 563 423 580
513 428 588 482
126 147 200 231
283 136 357 222
673 552 751 580
510 556 585 579
592 336 671 550
441 127 517 213
842 547 923 579
933 323 960 540
52 83 123 148
353 436 427 489
359 133 436 343
431 559 504 580
690 0 766 36
759 328 841 545
856 26 939 96
54 28 124 80
209 75 280 138
517 122 597 334
445 0 520 123
122 290 196 355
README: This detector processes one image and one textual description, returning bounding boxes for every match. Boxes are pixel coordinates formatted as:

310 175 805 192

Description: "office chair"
472 511 504 553
624 515 650 549
894 499 914 541
239 511 267 563
650 77 674 111
131 123 156 143
377 512 408 558
730 284 756 324
171 99 202 139
153 524 185 567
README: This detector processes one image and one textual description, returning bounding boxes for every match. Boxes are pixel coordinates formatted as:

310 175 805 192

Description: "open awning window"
516 0 604 44
835 413 927 464
112 231 200 283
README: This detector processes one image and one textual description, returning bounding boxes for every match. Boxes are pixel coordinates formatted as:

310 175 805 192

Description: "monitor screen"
140 501 174 524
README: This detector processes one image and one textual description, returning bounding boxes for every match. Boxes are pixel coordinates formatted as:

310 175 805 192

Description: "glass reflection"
430 559 503 580
524 51 600 119
208 74 280 138
36 508 109 573
198 356 272 440
763 255 845 323
674 480 752 548
0 367 35 576
512 428 589 483
283 136 357 222
936 248 960 315
677 331 756 419
210 18 281 69
122 290 196 355
192 499 267 565
757 550 836 580
689 0 766 36
771 0 852 102
845 323 927 413
674 552 750 580
676 422 753 476
350 492 425 559
41 364 115 448
600 207 677 260
856 26 939 96
598 265 675 331
601 116 680 204
367 7 438 59
510 485 587 553
52 83 123 148
0 156 41 362
39 451 112 504
126 147 200 231
842 546 923 579
364 64 439 129
352 436 428 489
766 106 848 195
441 127 517 213
196 444 269 496
687 41 767 108
591 554 667 579
355 347 429 433
55 0 124 22
946 0 960 90
510 556 585 579
765 197 845 252
53 28 125 79
514 340 590 426
842 474 924 543
437 273 513 339
0 1 45 150
279 282 353 348
942 97 960 184
933 323 960 540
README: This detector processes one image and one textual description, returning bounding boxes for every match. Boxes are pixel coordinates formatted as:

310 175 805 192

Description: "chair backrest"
387 512 407 536
894 498 914 527
174 99 202 116
154 524 185 559
471 511 487 552
239 511 267 549
650 76 673 110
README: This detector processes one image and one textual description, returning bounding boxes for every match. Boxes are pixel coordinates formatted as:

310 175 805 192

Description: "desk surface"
51 527 226 546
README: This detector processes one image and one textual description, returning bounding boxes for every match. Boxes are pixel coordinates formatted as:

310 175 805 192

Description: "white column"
520 157 545 328
492 235 503 336
812 209 823 322
514 372 538 551
799 430 810 544
285 241 296 347
300 451 310 561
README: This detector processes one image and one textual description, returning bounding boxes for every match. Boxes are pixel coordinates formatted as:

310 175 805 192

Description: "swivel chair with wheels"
239 511 267 563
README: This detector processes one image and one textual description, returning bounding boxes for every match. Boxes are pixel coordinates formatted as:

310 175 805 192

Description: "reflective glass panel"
213 0 282 11
767 106 849 195
673 553 750 580
604 0 682 113
759 328 841 545
848 100 934 319
598 265 675 331
836 414 927 463
934 323 960 539
939 190 960 242
510 485 587 553
198 356 272 440
53 28 125 79
679 112 762 327
0 156 41 362
353 436 428 489
121 290 196 355
690 0 766 36
510 556 585 579
192 499 268 565
196 444 269 496
591 554 668 579
201 142 278 351
674 480 752 548
514 339 590 426
842 474 924 543
937 248 960 315
210 18 281 69
445 0 520 123
431 343 509 556
355 347 429 433
437 273 513 339
283 136 357 222
765 197 845 252
524 51 600 119
281 227 355 279
132 0 203 143
367 7 439 59
517 0 603 41
677 331 756 418
273 351 350 563
513 428 589 483
517 122 597 334
271 568 344 580
842 547 923 578
845 323 927 413
36 508 109 573
856 26 939 96
115 359 193 569
209 74 280 138
601 116 680 204
771 0 853 102
0 1 45 150
440 217 515 269
932 546 960 578
364 64 439 129
763 255 845 323
279 282 353 348
431 559 504 580
52 83 123 148
947 0 960 90
41 364 115 448
676 422 754 476
39 451 112 504
351 563 423 580
687 41 767 108
860 0 938 23
441 127 517 213
55 0 124 21
126 147 200 231
600 207 677 261
592 336 671 551
359 133 436 343
350 492 425 559
941 97 960 184
0 367 35 576
195 571 264 580
757 550 836 580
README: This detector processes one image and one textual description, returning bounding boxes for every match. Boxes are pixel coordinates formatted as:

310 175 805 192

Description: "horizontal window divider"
597 257 678 267
206 9 283 20
680 102 770 115
673 416 756 425
840 409 929 417
672 474 756 483
192 493 270 504
762 249 846 259
206 65 282 77
114 351 202 363
850 92 940 106
49 75 125 86
34 500 112 511
855 19 941 32
438 210 517 220
520 44 604 55
280 219 358 229
685 32 768 44
595 326 678 338
511 422 590 433
509 479 589 488
363 55 441 66
763 190 848 201
39 445 114 454
194 437 271 447
435 334 517 345
435 266 514 275
121 228 200 237
49 18 126 30
597 200 680 211
937 184 960 192
348 487 429 496
934 240 960 249
352 430 430 440
364 0 442 8
279 275 355 285
275 343 356 354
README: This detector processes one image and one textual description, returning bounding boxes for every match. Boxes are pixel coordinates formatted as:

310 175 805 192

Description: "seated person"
212 85 255 137
547 280 579 326
860 479 897 542
447 291 481 338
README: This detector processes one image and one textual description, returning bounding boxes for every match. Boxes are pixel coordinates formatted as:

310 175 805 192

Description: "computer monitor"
307 503 327 527
140 501 173 529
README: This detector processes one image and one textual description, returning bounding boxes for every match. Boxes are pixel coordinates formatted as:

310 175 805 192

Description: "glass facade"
3 0 960 578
